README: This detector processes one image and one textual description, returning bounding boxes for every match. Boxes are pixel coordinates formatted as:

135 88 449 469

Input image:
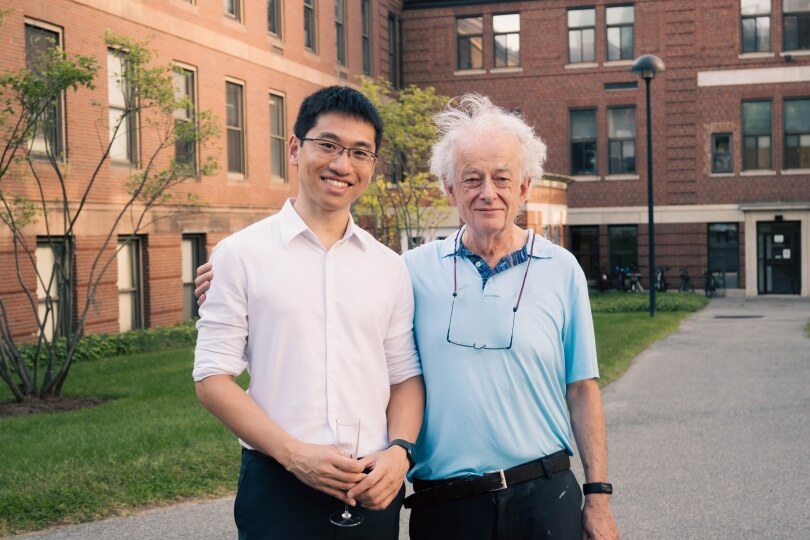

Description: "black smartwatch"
583 482 613 495
387 439 415 468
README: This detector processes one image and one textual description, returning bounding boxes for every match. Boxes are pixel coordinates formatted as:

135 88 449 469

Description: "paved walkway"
7 296 810 539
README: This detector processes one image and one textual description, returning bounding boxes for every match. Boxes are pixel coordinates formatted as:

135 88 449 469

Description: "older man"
399 94 618 540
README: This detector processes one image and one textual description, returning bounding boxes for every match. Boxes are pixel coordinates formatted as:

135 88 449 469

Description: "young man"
193 86 423 539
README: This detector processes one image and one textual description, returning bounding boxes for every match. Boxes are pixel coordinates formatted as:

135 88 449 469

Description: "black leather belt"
404 450 570 509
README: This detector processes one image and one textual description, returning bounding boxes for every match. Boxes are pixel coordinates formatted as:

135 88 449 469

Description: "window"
712 133 733 173
457 16 483 70
181 234 206 320
361 0 372 74
335 0 346 65
708 224 740 288
570 109 597 175
268 0 282 37
388 13 401 88
108 49 138 164
224 0 241 21
608 107 636 174
741 0 770 52
25 23 65 158
36 237 71 341
608 225 638 273
173 67 197 174
570 226 600 281
493 13 520 68
784 0 810 51
568 8 595 63
785 98 810 169
226 81 245 175
606 5 634 60
270 93 287 180
304 0 317 52
742 100 772 170
117 236 144 332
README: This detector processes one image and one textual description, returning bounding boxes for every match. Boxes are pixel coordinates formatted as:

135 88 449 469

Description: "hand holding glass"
329 416 363 527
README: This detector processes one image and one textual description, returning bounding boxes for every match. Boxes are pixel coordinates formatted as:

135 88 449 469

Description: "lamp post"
631 54 665 317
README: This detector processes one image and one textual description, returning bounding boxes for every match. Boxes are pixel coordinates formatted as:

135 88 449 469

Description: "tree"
0 31 218 401
353 78 451 252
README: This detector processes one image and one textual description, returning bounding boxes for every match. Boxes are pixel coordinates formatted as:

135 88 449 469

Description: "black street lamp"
631 54 665 317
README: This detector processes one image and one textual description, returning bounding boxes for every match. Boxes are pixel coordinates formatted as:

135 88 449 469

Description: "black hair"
293 86 384 151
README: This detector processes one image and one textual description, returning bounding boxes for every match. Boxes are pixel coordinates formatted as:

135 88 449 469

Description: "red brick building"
401 0 810 296
2 0 809 346
0 0 405 342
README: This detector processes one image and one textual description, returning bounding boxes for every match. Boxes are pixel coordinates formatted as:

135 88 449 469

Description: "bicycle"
654 266 669 292
628 272 644 293
678 268 693 293
703 270 717 298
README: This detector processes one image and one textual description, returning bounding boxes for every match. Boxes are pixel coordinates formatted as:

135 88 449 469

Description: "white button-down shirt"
194 200 421 457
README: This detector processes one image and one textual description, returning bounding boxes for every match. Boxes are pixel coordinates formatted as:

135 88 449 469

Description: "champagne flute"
329 416 363 527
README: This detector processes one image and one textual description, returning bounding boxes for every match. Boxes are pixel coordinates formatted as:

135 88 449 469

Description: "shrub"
589 292 708 313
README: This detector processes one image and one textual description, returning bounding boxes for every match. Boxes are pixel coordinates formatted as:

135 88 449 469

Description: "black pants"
409 468 582 540
235 449 404 540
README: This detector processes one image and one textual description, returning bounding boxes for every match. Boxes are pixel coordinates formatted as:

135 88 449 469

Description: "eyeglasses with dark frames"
299 137 378 164
446 229 535 351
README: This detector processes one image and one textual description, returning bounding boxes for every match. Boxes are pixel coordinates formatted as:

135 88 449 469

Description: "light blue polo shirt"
403 229 599 481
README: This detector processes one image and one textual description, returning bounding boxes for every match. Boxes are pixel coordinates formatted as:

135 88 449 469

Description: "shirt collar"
440 226 554 259
278 198 368 251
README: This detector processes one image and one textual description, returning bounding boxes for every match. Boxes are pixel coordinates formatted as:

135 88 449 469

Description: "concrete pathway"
7 296 810 539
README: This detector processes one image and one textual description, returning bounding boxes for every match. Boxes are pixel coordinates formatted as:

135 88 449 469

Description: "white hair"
429 94 547 190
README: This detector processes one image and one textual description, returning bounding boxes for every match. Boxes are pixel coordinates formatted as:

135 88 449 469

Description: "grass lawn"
0 349 247 536
0 292 707 535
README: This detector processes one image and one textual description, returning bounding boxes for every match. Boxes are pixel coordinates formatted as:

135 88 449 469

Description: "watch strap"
387 439 415 468
583 482 613 495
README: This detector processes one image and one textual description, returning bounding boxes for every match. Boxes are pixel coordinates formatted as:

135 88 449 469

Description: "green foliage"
16 322 197 366
589 291 709 313
353 78 451 251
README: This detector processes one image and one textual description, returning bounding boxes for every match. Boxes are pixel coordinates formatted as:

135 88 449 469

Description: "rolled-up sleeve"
384 262 422 385
193 241 250 382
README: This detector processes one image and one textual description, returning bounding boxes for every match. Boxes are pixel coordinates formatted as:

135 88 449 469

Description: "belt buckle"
485 469 507 491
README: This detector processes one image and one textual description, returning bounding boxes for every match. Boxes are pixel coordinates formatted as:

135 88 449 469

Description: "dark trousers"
409 469 583 540
235 449 404 540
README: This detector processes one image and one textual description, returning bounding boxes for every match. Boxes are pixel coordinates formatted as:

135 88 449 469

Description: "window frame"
36 236 73 341
607 106 636 175
711 133 733 173
569 225 601 282
784 97 810 170
783 0 810 51
388 13 401 88
226 80 246 176
172 65 198 176
493 13 521 68
181 234 206 320
335 0 346 65
224 0 242 22
742 99 773 171
567 8 596 64
570 108 598 176
605 5 634 61
304 0 317 52
25 20 67 160
361 0 372 74
267 0 282 37
608 225 639 275
269 92 287 182
107 48 139 165
740 0 771 53
117 235 145 332
456 15 484 71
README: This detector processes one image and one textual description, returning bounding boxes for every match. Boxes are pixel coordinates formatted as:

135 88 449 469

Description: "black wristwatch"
387 439 415 468
583 482 613 495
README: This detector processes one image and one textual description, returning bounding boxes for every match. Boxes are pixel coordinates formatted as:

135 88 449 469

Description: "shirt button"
475 261 482 267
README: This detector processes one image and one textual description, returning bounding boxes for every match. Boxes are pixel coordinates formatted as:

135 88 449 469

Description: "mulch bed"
0 395 105 418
